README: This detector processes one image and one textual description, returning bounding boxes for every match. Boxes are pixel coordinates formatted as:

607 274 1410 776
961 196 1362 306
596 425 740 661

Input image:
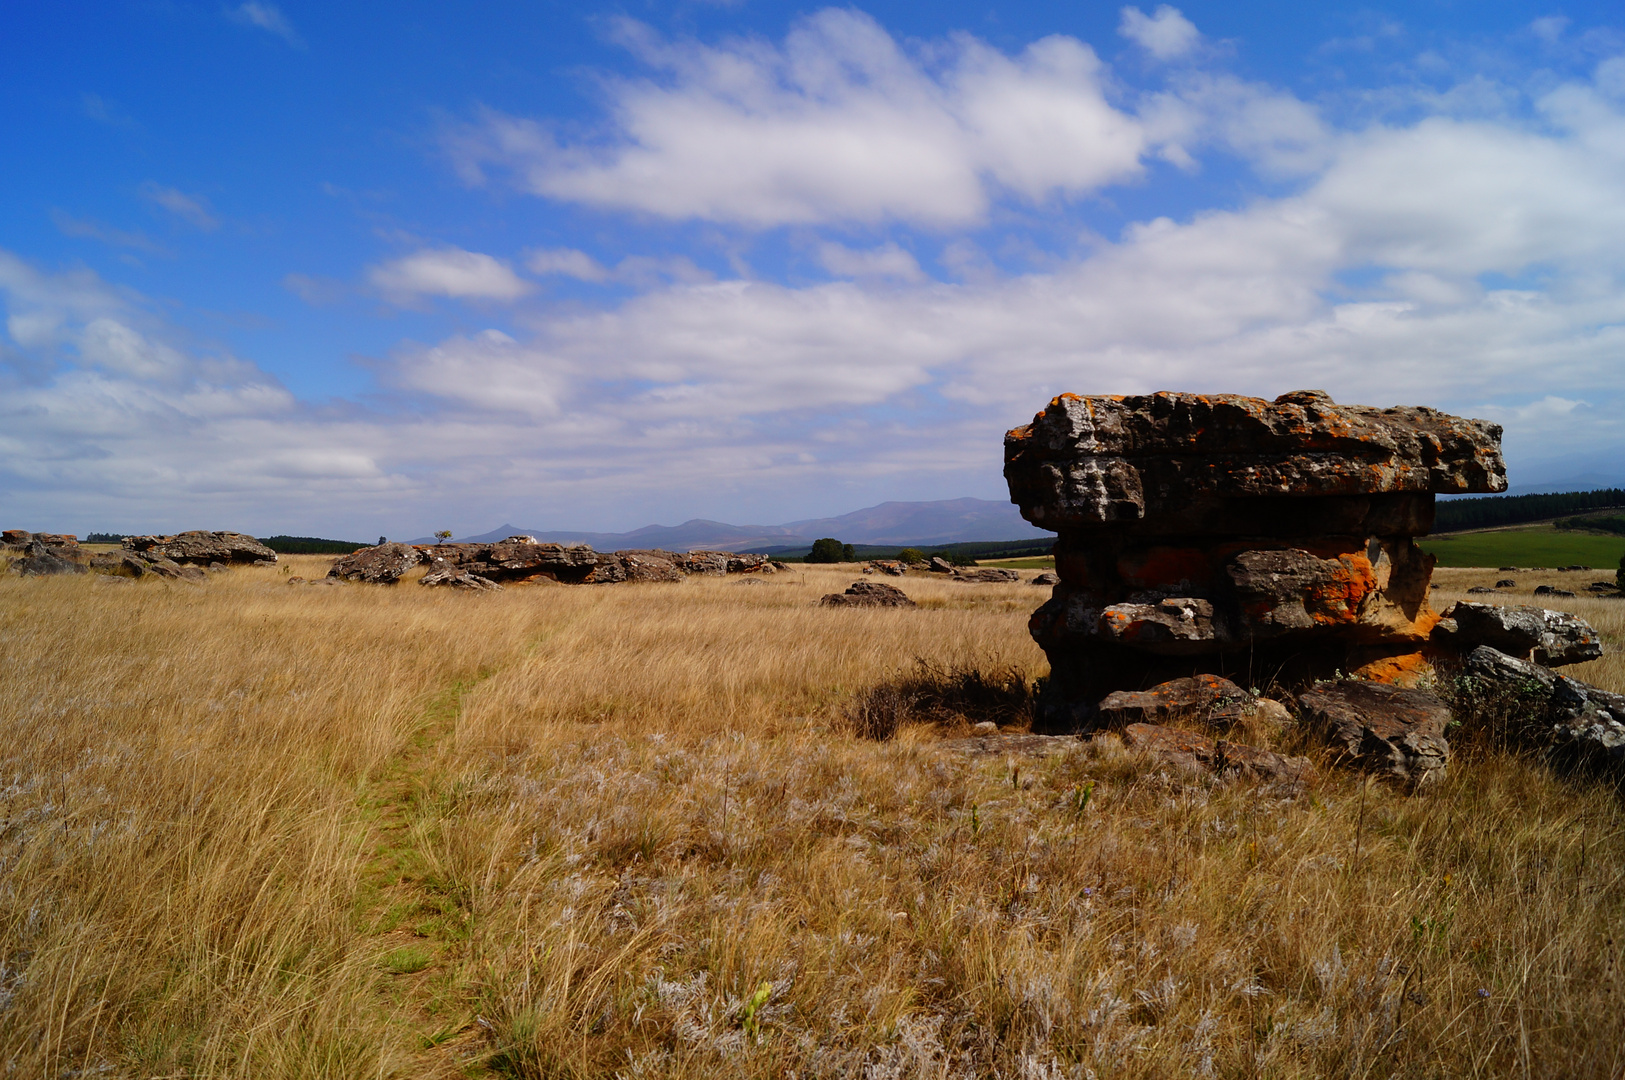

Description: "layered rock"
1004 390 1507 731
1297 682 1451 787
1443 602 1601 666
123 531 277 566
1461 646 1625 768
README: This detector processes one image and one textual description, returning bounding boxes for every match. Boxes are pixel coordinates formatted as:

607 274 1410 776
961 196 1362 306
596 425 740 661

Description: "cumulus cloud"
1119 5 1201 61
368 248 532 303
139 183 219 230
448 9 1146 227
229 2 304 48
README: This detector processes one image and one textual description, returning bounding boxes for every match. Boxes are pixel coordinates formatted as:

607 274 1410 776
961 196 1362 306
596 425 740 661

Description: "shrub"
806 537 845 563
897 547 925 564
844 658 1034 739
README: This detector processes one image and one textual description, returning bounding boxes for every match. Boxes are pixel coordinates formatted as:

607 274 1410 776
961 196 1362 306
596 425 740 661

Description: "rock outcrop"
1003 390 1507 731
1461 646 1625 768
1445 602 1601 666
327 537 783 587
7 540 87 577
420 568 502 591
819 581 917 608
328 542 425 584
123 531 276 566
1096 674 1253 729
952 567 1020 583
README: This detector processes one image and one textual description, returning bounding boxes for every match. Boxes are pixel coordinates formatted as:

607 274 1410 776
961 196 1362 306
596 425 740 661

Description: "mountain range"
410 497 1051 552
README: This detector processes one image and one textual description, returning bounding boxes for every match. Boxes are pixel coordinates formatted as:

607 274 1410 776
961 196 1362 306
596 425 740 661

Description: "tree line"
1434 489 1625 532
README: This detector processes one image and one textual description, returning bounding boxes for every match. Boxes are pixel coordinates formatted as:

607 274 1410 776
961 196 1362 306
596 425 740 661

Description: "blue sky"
4 2 1625 538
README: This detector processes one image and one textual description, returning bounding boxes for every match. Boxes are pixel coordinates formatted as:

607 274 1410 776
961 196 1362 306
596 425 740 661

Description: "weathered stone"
1005 390 1505 535
1032 572 1060 585
953 567 1020 583
427 539 599 583
1467 586 1498 594
1120 723 1316 790
420 568 502 591
1006 391 1506 731
9 543 86 576
89 550 199 580
1097 675 1251 728
327 542 424 584
868 560 907 576
1496 579 1517 588
929 557 954 573
1297 681 1451 786
1 529 31 545
1533 585 1576 598
1461 646 1625 769
123 531 276 565
598 550 686 583
1445 602 1601 667
819 581 917 608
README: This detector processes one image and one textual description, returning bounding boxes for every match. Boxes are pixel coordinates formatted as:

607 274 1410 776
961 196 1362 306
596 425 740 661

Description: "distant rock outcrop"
327 537 783 587
123 531 277 566
819 581 917 608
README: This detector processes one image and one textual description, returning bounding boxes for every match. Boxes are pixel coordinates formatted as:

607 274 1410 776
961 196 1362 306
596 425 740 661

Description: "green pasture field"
1420 526 1625 569
979 555 1055 569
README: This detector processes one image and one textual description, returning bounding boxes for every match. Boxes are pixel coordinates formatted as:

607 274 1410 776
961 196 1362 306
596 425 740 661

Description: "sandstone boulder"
819 581 917 608
1445 602 1601 666
8 541 87 576
327 542 424 584
953 567 1020 583
420 568 501 591
1461 646 1625 769
123 531 276 566
89 549 203 581
1097 674 1252 729
929 557 953 573
1032 572 1059 586
1120 723 1316 790
594 550 686 583
868 560 907 576
1297 681 1451 786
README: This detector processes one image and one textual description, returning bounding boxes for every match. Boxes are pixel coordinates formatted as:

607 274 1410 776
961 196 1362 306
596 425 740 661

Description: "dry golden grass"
0 559 1621 1077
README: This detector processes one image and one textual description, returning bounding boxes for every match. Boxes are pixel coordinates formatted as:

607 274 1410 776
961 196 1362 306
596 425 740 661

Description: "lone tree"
897 547 925 565
807 537 846 563
434 530 453 544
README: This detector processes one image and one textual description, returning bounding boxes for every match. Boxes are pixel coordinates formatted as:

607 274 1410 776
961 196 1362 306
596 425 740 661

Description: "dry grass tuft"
0 559 1621 1077
842 658 1036 739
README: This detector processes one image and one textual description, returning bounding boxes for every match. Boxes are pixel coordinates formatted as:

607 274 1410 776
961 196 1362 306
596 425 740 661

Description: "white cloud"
448 9 1146 227
527 248 610 282
139 183 219 230
1119 5 1201 61
368 248 532 303
817 242 924 281
229 2 304 48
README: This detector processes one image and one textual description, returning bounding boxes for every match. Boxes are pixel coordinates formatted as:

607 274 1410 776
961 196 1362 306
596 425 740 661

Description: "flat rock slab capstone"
819 581 917 608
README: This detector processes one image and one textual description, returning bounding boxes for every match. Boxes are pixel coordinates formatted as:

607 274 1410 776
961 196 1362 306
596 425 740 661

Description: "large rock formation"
1004 390 1507 731
123 531 277 566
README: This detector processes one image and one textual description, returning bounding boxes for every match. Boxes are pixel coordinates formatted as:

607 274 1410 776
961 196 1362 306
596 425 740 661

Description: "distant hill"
411 497 1051 551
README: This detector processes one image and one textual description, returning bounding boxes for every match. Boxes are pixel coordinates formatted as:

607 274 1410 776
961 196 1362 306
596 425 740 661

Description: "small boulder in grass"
819 581 917 608
1097 674 1253 729
1297 681 1451 787
1119 723 1316 791
1031 571 1059 586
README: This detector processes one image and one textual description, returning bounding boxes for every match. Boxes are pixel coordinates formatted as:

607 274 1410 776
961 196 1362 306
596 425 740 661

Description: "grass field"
1421 525 1625 569
979 555 1055 569
0 559 1622 1077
